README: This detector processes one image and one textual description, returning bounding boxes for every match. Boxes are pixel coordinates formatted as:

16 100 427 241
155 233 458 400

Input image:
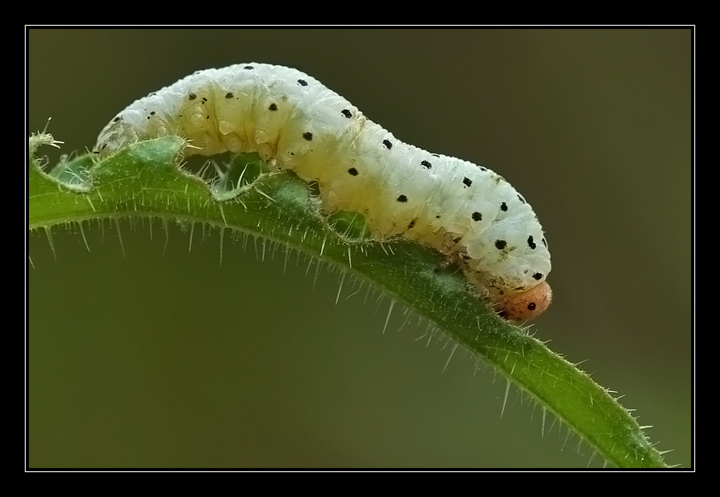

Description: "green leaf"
28 134 671 468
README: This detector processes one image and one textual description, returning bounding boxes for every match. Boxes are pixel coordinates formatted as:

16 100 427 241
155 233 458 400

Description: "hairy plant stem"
28 134 670 468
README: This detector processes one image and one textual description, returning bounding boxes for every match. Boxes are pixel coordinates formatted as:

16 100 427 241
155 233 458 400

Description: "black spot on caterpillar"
94 63 552 320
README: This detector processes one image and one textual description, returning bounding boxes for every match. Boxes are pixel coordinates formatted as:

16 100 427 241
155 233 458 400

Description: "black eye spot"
348 167 358 176
500 202 508 212
397 194 408 203
528 302 537 311
407 219 416 229
421 160 432 169
297 79 308 86
341 109 352 118
268 103 278 111
113 116 121 123
243 65 254 70
472 212 483 222
463 177 472 187
303 132 313 141
188 93 197 100
225 92 234 99
527 236 536 249
383 139 392 149
495 240 507 250
533 273 543 280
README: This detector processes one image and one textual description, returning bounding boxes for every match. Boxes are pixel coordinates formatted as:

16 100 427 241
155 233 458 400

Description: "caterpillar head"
501 281 552 322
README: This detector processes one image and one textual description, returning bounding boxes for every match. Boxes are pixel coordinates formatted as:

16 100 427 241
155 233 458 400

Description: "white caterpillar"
94 63 552 321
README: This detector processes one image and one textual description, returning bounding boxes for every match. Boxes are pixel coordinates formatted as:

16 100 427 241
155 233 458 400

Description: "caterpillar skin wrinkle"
94 63 552 321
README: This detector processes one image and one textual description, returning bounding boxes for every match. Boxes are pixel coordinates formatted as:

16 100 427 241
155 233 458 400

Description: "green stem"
28 133 670 468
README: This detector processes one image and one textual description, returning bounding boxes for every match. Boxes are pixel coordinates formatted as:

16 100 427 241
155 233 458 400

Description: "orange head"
501 281 552 322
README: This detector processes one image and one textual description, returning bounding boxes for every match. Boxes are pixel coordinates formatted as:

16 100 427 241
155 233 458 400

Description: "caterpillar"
94 63 552 321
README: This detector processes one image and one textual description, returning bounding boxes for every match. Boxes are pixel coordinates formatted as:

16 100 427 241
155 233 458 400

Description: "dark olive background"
28 28 691 468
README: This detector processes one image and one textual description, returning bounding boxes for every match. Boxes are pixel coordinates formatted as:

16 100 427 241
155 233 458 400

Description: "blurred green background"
28 28 691 468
